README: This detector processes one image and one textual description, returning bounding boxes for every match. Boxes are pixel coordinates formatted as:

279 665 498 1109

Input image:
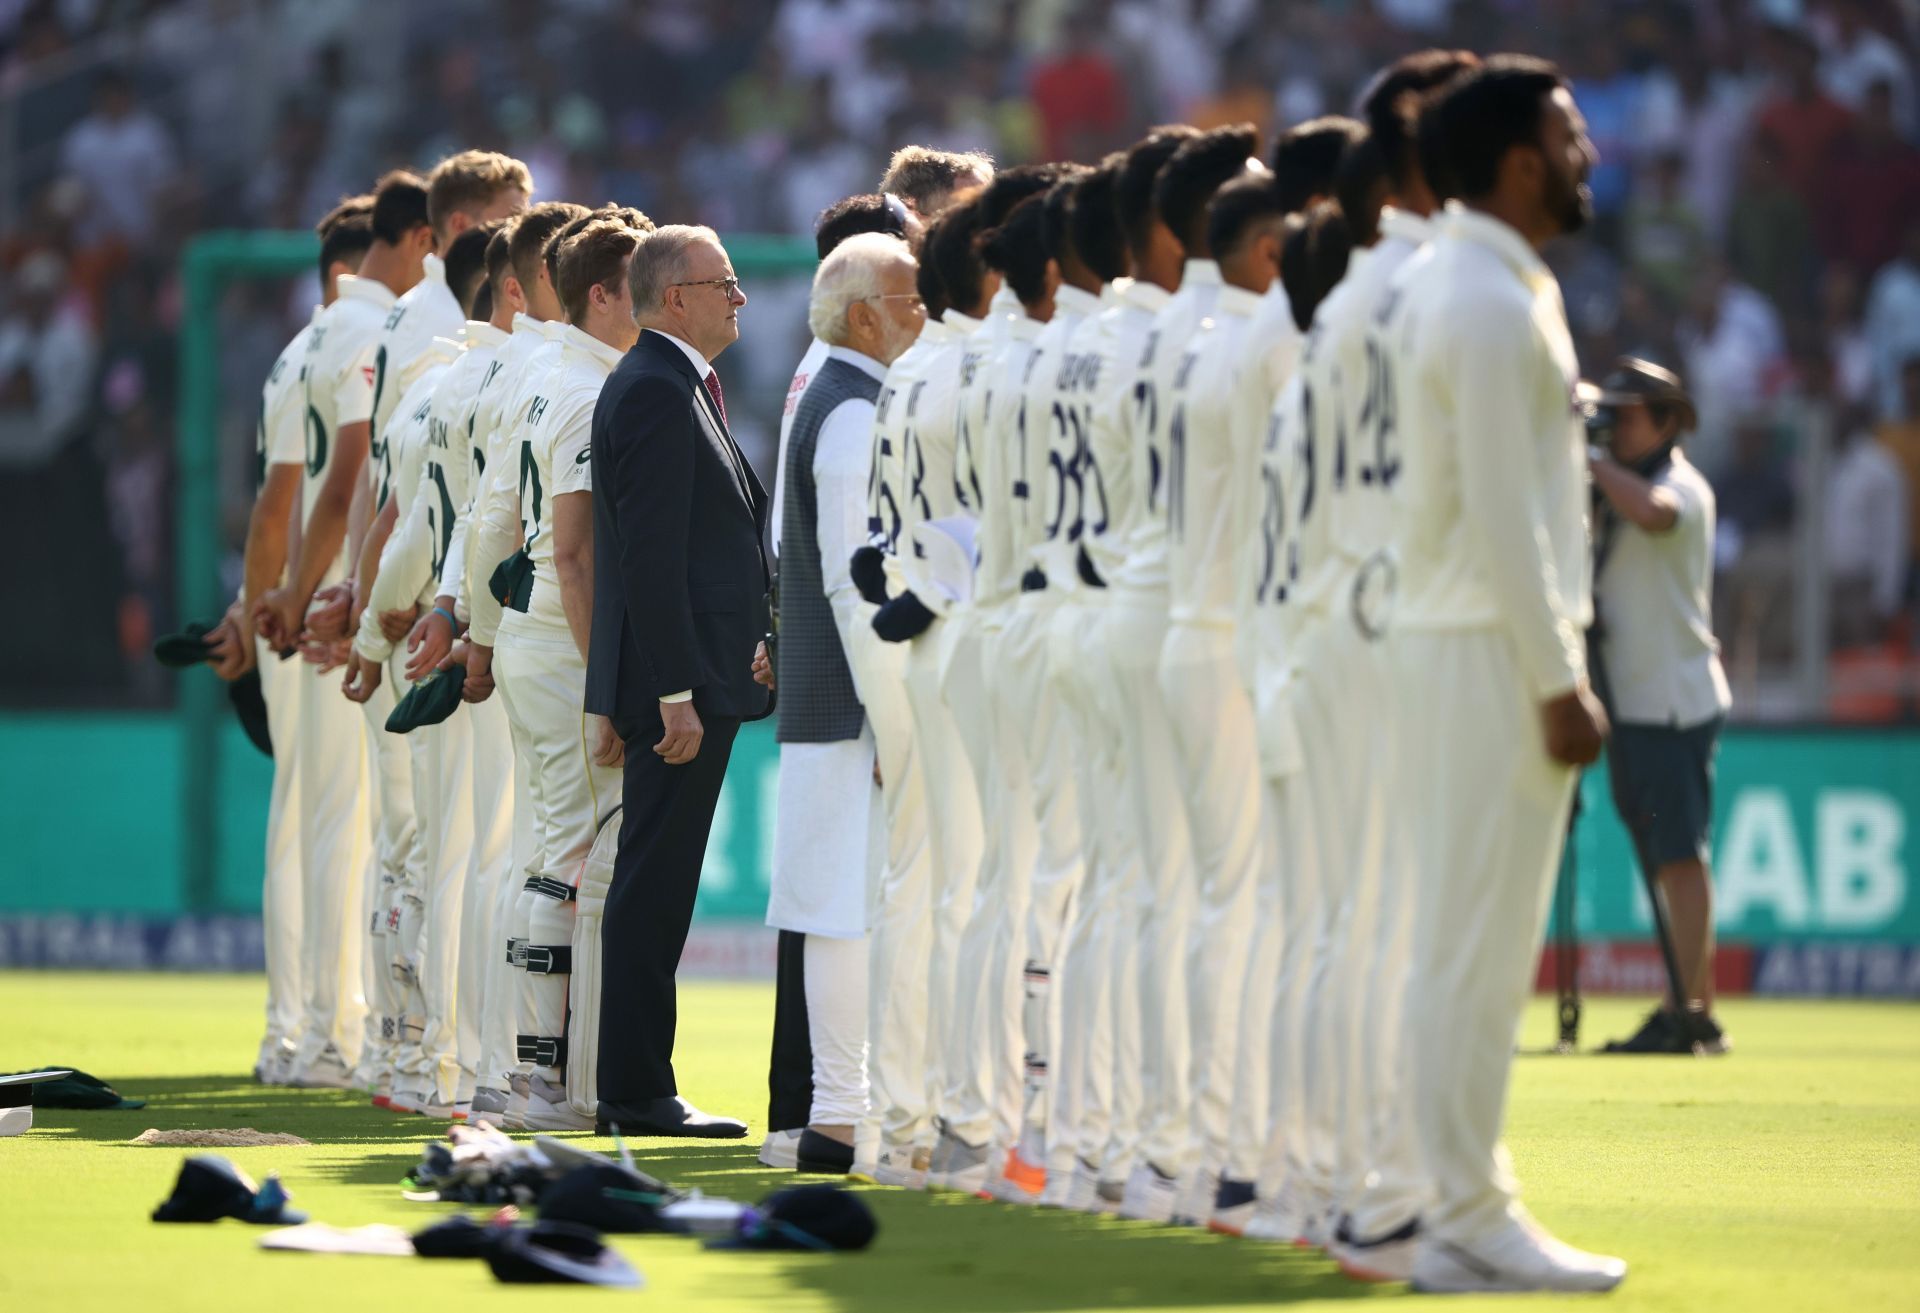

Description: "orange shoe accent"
1003 1148 1046 1195
1208 1218 1245 1238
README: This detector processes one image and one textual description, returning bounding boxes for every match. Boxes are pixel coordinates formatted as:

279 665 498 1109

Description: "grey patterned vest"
776 355 880 743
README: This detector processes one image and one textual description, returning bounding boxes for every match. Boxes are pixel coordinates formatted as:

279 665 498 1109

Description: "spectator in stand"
1816 0 1915 136
1727 131 1817 318
59 67 178 254
1713 416 1798 667
0 250 96 469
1679 258 1788 474
1819 80 1920 279
1647 46 1758 245
1753 24 1856 213
1875 357 1920 598
1866 222 1920 420
1827 408 1910 647
1569 26 1641 221
1625 150 1707 310
1029 7 1126 163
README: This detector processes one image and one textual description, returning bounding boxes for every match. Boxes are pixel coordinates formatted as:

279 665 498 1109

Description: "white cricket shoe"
1171 1164 1218 1227
927 1129 992 1194
386 1087 432 1115
1411 1212 1627 1294
1118 1161 1180 1224
758 1128 803 1169
501 1074 531 1130
868 1143 929 1189
1208 1177 1259 1237
1327 1214 1421 1283
287 1049 354 1090
471 1086 511 1118
523 1075 594 1131
1058 1157 1107 1213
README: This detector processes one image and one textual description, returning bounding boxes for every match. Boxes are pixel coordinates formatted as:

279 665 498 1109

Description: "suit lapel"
639 331 762 522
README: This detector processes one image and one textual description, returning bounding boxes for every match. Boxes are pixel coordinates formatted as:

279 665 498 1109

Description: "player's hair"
807 231 913 344
444 219 500 318
1331 130 1393 247
1271 116 1365 213
507 201 589 295
974 163 1065 235
555 218 644 325
369 170 431 245
1154 123 1259 255
1418 55 1568 203
628 224 722 313
914 235 950 321
424 149 534 239
1038 165 1093 268
485 217 519 301
1117 125 1199 255
879 145 996 216
1206 173 1289 261
1359 50 1479 197
924 200 991 317
978 195 1053 308
1068 155 1129 284
1282 202 1354 331
545 204 655 285
314 194 374 283
815 193 913 260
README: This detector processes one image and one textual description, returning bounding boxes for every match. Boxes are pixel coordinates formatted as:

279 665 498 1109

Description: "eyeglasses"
862 292 925 312
673 276 741 298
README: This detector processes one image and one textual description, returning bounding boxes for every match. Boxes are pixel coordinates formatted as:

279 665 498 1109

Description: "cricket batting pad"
565 806 622 1119
516 875 575 1077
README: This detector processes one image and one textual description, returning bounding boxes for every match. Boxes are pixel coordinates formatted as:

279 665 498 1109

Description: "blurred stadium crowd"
0 0 1917 715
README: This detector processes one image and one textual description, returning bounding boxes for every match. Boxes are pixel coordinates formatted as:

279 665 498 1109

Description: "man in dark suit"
585 224 775 1137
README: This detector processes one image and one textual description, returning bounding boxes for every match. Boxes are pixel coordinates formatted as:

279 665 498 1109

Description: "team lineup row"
766 49 1625 1298
205 47 1623 1299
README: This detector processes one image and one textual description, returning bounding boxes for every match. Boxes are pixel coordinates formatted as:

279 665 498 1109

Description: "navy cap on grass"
151 1155 308 1225
707 1185 878 1252
485 1220 643 1287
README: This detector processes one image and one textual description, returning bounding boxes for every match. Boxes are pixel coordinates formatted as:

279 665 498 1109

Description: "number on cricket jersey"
1356 337 1399 489
427 460 456 576
869 383 901 546
517 421 545 545
1166 350 1199 538
1045 399 1082 541
304 404 328 479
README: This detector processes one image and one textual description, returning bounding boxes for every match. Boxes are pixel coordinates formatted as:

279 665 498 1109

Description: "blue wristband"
432 606 458 628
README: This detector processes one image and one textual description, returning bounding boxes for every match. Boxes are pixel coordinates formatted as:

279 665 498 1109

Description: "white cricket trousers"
1004 593 1084 1167
806 931 872 1127
1224 772 1285 1188
474 690 532 1096
1248 669 1336 1211
1046 597 1134 1183
938 608 1027 1150
1159 622 1263 1186
904 616 983 1146
357 656 423 1083
291 659 370 1070
1105 588 1197 1177
256 639 304 1069
495 639 623 1086
1396 629 1576 1250
848 625 934 1156
394 700 475 1105
461 692 516 1096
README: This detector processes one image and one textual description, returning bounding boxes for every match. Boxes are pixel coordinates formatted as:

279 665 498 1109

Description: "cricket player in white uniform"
1157 168 1291 1232
969 188 1069 1203
996 172 1110 1205
1029 159 1134 1213
1107 127 1254 1226
467 216 641 1132
1317 49 1481 1283
1069 127 1192 1210
255 173 439 1088
868 201 989 1191
427 201 586 1119
1383 61 1622 1294
232 198 376 1084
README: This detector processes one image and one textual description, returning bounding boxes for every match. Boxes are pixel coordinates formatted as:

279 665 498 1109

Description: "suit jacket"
587 330 774 737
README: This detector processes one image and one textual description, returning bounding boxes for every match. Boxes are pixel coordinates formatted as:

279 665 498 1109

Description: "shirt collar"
645 326 712 380
943 309 983 336
1101 279 1129 307
336 274 395 309
918 317 953 344
422 336 463 368
509 312 544 341
1378 206 1433 248
1181 258 1222 289
1122 278 1172 314
1010 311 1045 342
464 320 509 348
308 304 324 326
1441 201 1551 284
987 285 1022 324
1214 284 1264 318
826 343 888 382
561 322 627 372
421 252 447 285
1054 284 1101 319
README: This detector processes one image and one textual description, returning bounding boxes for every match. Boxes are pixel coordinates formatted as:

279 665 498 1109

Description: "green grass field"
3 973 1916 1311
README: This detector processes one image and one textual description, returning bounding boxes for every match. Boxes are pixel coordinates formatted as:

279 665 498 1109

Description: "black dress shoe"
595 1096 748 1139
794 1128 855 1174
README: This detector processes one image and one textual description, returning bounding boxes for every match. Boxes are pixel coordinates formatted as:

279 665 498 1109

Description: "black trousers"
768 930 814 1130
597 712 741 1104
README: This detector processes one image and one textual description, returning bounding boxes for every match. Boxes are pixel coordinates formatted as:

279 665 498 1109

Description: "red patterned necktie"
703 370 727 427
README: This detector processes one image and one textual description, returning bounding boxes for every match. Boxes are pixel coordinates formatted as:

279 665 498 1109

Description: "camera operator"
1585 358 1733 1055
